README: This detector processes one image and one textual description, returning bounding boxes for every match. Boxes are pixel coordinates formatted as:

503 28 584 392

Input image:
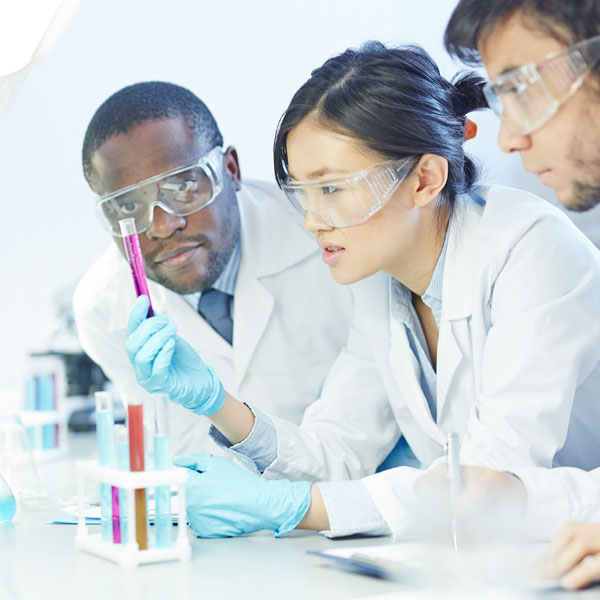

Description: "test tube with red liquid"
127 396 148 550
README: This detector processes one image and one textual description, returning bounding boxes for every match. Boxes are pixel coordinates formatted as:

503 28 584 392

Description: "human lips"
524 165 552 182
535 169 553 185
318 240 346 266
155 244 201 267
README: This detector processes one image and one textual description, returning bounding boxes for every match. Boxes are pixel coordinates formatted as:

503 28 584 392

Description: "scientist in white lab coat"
415 0 600 590
125 43 600 539
74 81 353 456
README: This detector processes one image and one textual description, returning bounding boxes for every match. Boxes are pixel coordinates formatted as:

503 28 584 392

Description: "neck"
386 213 449 297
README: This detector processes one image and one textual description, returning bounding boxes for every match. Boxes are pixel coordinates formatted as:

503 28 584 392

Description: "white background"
1 0 599 388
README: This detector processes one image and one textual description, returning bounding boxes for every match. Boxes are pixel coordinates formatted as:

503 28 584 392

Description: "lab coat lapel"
355 272 445 445
232 184 317 386
389 314 446 444
435 198 483 420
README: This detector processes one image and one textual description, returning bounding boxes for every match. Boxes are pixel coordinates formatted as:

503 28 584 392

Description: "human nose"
304 210 334 234
145 205 187 239
497 120 532 154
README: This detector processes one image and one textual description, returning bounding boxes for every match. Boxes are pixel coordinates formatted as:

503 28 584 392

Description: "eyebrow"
498 64 519 76
288 166 350 181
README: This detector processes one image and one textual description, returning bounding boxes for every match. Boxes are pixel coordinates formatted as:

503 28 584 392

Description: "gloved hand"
174 453 313 538
125 295 226 415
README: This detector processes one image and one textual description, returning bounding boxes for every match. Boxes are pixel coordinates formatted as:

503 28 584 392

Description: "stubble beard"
145 201 241 295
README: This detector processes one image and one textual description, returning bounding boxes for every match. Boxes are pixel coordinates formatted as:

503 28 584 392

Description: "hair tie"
464 117 477 141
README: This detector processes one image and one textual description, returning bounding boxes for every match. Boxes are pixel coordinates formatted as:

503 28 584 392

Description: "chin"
149 268 207 295
329 266 373 286
559 182 600 213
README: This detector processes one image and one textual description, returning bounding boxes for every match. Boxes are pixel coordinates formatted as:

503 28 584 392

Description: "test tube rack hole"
75 461 191 568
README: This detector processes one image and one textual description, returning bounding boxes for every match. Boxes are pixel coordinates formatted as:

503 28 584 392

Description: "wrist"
272 480 313 537
187 366 226 415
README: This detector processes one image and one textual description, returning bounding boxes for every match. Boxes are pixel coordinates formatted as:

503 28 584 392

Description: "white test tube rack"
75 460 191 568
18 409 69 462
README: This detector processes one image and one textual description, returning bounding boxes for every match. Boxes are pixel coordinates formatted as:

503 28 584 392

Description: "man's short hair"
82 81 223 184
444 0 600 66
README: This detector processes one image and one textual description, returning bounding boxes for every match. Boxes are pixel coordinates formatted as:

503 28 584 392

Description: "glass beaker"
0 415 46 509
0 472 16 523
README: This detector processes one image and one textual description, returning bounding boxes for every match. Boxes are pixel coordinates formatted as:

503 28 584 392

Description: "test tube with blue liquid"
153 394 172 548
95 391 117 542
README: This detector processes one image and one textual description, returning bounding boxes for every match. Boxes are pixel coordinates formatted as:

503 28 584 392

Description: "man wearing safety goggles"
445 0 600 212
422 0 600 590
74 81 353 456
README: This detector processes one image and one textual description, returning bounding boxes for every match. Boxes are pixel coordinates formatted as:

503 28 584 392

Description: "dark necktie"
197 288 234 344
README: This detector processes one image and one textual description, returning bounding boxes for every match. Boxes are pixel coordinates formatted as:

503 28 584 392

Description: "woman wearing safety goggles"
124 42 600 542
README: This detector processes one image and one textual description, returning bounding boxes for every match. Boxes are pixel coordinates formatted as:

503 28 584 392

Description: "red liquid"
127 404 148 550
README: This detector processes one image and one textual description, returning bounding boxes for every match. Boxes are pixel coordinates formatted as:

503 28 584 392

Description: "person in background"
74 81 353 456
124 43 600 541
416 0 600 589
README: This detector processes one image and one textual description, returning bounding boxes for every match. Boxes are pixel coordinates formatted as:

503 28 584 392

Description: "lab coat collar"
440 194 485 321
435 193 485 421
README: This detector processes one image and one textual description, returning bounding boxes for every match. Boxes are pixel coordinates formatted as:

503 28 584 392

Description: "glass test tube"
115 424 129 544
95 391 116 542
119 218 154 317
127 396 148 550
153 394 173 548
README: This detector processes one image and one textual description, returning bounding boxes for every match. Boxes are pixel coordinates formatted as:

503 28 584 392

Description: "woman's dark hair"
273 41 487 218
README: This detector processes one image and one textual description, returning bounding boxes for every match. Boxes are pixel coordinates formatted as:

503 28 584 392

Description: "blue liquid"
99 483 111 541
96 409 115 542
0 475 16 523
153 434 172 548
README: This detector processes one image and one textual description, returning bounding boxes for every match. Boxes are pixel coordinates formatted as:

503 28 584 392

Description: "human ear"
223 146 242 191
413 154 448 207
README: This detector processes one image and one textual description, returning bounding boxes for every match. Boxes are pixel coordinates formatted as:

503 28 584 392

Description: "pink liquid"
123 232 154 317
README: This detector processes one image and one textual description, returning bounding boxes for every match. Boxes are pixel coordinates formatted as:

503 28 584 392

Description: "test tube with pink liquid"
119 218 154 317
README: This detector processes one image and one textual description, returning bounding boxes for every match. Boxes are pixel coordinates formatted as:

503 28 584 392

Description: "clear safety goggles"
281 157 417 228
483 34 600 135
95 146 224 237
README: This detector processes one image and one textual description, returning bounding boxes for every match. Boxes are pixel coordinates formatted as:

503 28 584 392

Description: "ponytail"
451 71 488 116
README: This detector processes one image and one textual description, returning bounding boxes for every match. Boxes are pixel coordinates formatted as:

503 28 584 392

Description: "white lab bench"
1 432 598 600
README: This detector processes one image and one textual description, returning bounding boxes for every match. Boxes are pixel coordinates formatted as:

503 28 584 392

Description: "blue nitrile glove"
125 296 226 415
173 453 313 538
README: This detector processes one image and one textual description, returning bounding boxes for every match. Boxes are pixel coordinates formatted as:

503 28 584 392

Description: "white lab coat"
73 180 353 456
261 185 600 536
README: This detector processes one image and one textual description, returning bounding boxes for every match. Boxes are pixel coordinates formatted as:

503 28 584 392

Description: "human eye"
321 185 341 196
499 79 523 97
117 199 140 215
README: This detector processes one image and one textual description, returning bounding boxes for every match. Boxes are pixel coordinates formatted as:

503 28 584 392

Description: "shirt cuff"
317 480 392 538
209 404 278 474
